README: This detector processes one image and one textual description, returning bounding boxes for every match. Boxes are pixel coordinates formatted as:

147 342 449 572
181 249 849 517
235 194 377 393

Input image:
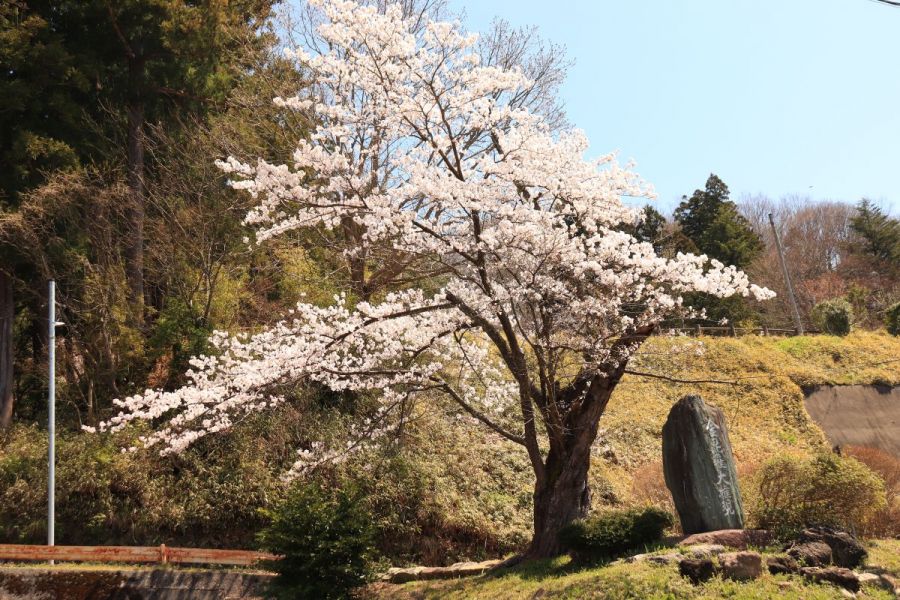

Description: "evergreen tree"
29 0 280 319
850 199 900 268
674 174 763 268
1 1 87 429
674 174 764 324
623 205 667 248
0 0 281 428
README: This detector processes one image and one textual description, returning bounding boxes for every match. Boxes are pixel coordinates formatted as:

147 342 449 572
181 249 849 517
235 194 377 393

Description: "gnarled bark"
525 326 654 558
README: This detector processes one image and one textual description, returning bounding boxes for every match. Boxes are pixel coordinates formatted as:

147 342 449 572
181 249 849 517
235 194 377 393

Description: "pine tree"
674 174 764 324
674 174 763 268
850 199 900 268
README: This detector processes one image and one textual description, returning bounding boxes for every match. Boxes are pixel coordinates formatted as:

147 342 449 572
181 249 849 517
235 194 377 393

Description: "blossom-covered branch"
95 0 774 557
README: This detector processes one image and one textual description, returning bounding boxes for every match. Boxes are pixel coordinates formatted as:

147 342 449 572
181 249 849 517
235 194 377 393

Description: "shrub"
257 481 378 600
629 462 679 533
749 453 886 539
887 302 900 336
844 445 900 537
559 506 674 563
811 298 853 336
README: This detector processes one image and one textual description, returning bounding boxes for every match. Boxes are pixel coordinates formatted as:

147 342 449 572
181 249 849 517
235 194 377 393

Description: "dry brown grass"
844 445 900 537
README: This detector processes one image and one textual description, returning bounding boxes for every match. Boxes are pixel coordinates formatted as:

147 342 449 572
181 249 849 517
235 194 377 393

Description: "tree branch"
623 370 738 386
434 379 526 446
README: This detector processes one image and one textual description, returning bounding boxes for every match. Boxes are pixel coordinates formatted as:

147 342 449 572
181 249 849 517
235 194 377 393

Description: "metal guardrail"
0 544 278 566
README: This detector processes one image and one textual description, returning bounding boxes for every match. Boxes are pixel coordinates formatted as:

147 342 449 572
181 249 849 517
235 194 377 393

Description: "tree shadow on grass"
481 539 677 583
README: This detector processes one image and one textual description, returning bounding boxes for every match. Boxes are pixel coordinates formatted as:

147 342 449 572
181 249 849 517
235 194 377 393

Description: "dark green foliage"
674 174 763 269
674 175 764 325
0 2 85 204
887 302 900 336
811 298 853 336
258 481 378 600
749 453 886 540
558 507 674 563
851 200 900 268
620 205 668 249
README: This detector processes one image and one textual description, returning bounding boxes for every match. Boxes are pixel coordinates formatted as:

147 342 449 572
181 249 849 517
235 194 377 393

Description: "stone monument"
662 394 744 534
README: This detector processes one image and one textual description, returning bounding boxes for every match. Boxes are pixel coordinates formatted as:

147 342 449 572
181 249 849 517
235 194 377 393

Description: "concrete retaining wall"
0 567 273 600
804 384 900 458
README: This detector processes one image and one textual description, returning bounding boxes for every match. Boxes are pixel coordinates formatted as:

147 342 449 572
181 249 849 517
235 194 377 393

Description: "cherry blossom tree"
95 0 773 557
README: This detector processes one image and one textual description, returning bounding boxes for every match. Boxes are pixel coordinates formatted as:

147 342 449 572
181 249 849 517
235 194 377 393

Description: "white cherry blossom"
95 0 773 557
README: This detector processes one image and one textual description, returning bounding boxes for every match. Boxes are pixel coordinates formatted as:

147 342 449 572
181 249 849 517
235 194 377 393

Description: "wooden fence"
0 544 278 567
662 325 818 337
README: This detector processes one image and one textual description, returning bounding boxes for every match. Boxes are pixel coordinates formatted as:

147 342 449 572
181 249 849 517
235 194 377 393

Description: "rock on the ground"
625 552 681 565
683 544 725 559
796 527 867 569
719 551 763 581
880 573 900 597
679 558 716 585
679 529 772 550
788 541 833 567
662 395 744 534
647 553 683 566
384 559 504 583
800 566 860 592
856 571 898 593
767 555 800 575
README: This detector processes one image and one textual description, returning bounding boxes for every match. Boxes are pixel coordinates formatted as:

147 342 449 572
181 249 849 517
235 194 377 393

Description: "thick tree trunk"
0 271 14 429
125 99 145 322
528 445 593 558
524 351 643 559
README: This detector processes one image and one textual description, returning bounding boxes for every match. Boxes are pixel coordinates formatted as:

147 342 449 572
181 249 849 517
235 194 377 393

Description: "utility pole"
768 213 804 335
48 280 62 560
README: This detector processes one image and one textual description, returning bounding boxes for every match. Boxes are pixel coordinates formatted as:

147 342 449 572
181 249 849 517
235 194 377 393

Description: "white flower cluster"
95 0 773 467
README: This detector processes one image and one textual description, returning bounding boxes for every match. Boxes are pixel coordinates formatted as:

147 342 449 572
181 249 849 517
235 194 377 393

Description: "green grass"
867 539 900 573
370 540 900 599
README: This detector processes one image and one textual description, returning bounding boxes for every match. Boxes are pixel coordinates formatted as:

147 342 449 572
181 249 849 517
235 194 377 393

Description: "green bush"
811 298 853 336
887 302 900 336
558 506 674 562
749 453 886 539
257 481 378 600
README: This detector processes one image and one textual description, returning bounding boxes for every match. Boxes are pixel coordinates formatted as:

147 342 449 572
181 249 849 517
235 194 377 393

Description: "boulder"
880 573 900 596
647 553 682 566
796 527 866 569
767 555 800 575
800 566 860 592
626 552 681 565
788 541 833 567
683 544 725 559
679 558 716 585
719 551 763 581
856 572 895 591
679 529 772 549
662 395 744 534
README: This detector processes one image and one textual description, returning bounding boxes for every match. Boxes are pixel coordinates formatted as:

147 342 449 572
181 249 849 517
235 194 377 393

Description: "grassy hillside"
0 332 897 563
595 331 900 507
368 540 900 600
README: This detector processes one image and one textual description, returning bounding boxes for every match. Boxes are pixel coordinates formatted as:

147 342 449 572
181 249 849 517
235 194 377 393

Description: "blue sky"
450 0 900 215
